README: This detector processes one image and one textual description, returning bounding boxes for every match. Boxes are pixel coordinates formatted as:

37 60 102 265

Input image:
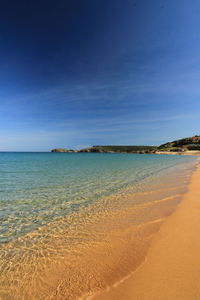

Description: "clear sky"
0 0 200 151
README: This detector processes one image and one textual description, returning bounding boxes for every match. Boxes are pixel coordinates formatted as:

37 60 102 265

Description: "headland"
51 135 200 155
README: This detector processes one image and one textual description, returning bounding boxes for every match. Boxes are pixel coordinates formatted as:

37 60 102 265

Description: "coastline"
0 155 196 300
51 149 200 156
93 160 200 300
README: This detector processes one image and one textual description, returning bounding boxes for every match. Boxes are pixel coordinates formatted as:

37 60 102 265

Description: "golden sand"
155 150 200 156
94 162 200 300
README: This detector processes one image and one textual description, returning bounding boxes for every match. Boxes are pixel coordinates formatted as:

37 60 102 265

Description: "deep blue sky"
1 0 200 151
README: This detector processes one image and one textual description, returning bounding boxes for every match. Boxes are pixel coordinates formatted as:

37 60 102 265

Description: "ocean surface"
0 152 197 299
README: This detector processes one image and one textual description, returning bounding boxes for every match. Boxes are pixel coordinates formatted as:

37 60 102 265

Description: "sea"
0 152 197 299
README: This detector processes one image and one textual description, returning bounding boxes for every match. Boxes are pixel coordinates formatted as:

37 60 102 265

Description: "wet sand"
94 162 200 300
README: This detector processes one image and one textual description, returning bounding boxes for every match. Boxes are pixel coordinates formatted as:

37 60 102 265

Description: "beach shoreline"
155 150 200 156
93 160 200 300
1 154 196 300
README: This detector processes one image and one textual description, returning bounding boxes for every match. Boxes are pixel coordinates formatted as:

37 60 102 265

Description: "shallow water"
0 153 197 299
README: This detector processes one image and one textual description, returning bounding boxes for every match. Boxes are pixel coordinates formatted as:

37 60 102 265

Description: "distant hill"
51 135 200 153
51 148 76 153
158 135 200 151
79 145 157 153
51 145 157 153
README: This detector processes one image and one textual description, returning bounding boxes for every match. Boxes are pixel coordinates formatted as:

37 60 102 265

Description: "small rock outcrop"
51 148 77 153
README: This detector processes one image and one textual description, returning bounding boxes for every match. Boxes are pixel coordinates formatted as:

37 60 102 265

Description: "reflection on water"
0 153 197 299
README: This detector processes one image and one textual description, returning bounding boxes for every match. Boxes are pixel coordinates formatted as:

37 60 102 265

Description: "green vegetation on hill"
51 148 76 152
187 144 200 150
158 135 200 151
82 145 157 153
51 145 157 153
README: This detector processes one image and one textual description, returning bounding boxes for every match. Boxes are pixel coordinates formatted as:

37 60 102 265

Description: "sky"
0 0 200 151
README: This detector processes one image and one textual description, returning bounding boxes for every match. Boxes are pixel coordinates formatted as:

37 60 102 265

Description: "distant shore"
51 147 200 156
94 161 200 300
51 135 200 155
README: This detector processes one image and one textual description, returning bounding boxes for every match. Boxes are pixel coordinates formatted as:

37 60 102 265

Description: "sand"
155 150 200 156
94 162 200 300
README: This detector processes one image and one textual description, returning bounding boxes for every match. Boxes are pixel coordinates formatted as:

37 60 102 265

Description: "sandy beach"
94 161 200 300
155 151 200 156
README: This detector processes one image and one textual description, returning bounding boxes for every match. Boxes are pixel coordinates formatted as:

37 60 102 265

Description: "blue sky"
0 0 200 151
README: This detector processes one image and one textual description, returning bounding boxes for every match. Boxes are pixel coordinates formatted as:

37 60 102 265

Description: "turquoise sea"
0 152 197 299
0 152 196 244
